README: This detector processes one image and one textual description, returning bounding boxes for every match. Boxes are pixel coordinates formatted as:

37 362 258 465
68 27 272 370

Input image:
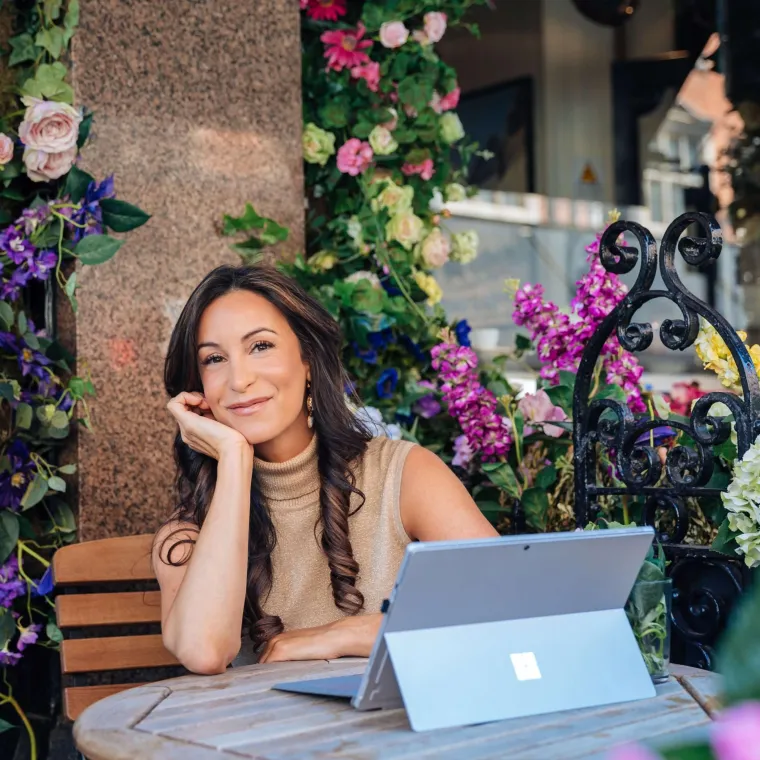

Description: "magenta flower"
432 341 512 460
710 701 760 760
402 159 435 181
321 23 372 72
452 434 474 468
305 0 346 22
350 61 381 92
337 138 373 176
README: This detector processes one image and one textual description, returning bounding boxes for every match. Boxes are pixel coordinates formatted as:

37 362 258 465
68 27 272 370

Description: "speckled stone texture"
69 0 304 539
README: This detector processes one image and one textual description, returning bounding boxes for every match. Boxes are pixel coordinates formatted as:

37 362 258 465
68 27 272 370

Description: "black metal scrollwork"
571 212 760 668
573 212 760 527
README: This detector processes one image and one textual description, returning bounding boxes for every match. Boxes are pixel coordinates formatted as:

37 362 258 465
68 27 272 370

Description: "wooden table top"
73 660 721 760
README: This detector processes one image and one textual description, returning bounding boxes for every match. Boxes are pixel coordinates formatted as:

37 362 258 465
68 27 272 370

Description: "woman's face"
196 290 310 449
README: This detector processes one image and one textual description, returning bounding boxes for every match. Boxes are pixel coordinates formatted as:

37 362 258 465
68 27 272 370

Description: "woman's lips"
227 398 271 416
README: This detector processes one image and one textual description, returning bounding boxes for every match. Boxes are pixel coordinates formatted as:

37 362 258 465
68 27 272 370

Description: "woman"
154 265 497 675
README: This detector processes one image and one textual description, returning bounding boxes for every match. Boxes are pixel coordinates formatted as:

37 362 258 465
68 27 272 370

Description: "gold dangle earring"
307 381 314 429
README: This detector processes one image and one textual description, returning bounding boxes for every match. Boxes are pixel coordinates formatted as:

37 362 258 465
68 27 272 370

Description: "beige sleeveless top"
234 434 415 663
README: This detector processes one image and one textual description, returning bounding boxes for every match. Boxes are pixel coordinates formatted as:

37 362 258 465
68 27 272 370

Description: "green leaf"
47 475 66 492
20 62 73 103
544 384 573 414
521 487 549 531
361 2 388 30
58 463 77 475
17 311 27 335
77 110 93 148
63 165 94 203
24 331 40 350
0 512 19 564
21 474 48 510
0 609 15 649
594 383 628 403
712 517 739 556
476 500 509 521
63 0 80 44
716 576 760 704
100 199 151 232
35 26 65 59
0 301 13 330
49 500 76 533
0 718 15 734
46 621 64 644
65 271 77 298
8 33 37 66
398 76 433 113
482 461 521 499
74 234 123 265
44 0 63 20
51 410 69 429
0 383 15 402
535 465 558 490
16 403 33 430
222 203 268 235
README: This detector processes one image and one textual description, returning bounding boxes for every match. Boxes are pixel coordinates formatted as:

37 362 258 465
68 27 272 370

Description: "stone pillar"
68 0 304 539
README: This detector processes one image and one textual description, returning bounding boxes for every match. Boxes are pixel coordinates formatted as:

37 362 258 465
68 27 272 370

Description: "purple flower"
0 647 21 667
710 701 760 760
452 434 474 468
25 249 58 281
376 368 399 399
19 205 51 236
0 226 35 265
69 175 116 242
455 320 471 347
0 440 36 512
0 556 26 608
432 342 512 460
19 345 50 378
17 623 42 652
413 380 441 419
0 331 17 352
1 268 32 301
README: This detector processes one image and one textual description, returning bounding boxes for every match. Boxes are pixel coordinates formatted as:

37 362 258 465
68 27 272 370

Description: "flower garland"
0 1 148 751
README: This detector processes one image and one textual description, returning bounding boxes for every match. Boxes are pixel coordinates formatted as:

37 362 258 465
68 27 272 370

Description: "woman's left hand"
258 613 382 664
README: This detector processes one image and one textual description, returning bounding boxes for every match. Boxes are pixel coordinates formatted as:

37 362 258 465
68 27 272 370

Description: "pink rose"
23 146 77 182
336 138 373 176
19 98 82 153
439 86 461 112
419 228 450 268
710 702 760 760
517 389 568 438
350 61 380 92
424 12 447 43
412 30 430 45
379 21 409 49
0 134 13 166
402 158 434 181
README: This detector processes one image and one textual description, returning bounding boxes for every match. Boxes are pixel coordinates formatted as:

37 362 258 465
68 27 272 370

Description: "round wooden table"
73 659 719 759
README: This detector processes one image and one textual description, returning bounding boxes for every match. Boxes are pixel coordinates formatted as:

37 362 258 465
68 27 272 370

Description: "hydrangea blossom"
721 437 760 568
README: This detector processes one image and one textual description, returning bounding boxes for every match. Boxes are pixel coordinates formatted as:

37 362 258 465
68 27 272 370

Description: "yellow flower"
302 123 336 166
695 319 760 390
413 271 442 306
503 278 521 298
310 250 338 271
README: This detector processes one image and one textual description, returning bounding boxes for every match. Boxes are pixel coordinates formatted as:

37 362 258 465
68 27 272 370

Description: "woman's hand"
258 614 383 664
167 391 250 461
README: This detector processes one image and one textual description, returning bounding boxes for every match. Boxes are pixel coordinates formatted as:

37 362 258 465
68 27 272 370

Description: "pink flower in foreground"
336 138 373 176
350 61 380 92
321 23 372 72
402 158 434 181
439 86 461 112
605 744 661 760
306 0 346 22
300 0 309 9
518 390 567 438
424 12 448 43
710 701 760 760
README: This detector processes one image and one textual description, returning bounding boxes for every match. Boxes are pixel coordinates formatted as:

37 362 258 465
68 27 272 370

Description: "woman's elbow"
163 625 239 674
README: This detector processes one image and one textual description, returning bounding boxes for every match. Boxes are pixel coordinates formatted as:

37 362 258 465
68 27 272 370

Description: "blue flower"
400 335 427 363
455 320 472 347
368 328 395 350
32 567 53 598
352 342 378 365
381 277 402 297
376 368 399 399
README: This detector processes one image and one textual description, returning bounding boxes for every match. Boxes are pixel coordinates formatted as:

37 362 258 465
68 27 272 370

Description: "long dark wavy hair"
159 264 372 648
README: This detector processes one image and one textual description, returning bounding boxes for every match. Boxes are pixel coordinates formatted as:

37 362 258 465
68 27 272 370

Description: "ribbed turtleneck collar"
254 434 320 510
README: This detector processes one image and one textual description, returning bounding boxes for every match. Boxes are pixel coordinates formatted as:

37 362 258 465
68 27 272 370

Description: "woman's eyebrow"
197 327 278 351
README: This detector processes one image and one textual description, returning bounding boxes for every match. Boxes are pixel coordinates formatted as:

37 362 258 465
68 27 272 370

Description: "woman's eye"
201 354 224 366
251 341 274 353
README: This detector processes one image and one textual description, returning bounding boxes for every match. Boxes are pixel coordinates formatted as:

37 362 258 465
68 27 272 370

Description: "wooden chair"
53 534 184 721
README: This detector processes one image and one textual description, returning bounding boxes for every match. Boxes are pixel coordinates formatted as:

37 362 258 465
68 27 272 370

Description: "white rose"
418 228 450 269
450 230 479 264
368 125 398 156
445 182 467 202
19 98 82 153
371 180 413 216
423 12 447 43
439 112 465 144
23 146 77 182
379 21 409 49
345 270 382 289
0 134 13 166
386 211 425 251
